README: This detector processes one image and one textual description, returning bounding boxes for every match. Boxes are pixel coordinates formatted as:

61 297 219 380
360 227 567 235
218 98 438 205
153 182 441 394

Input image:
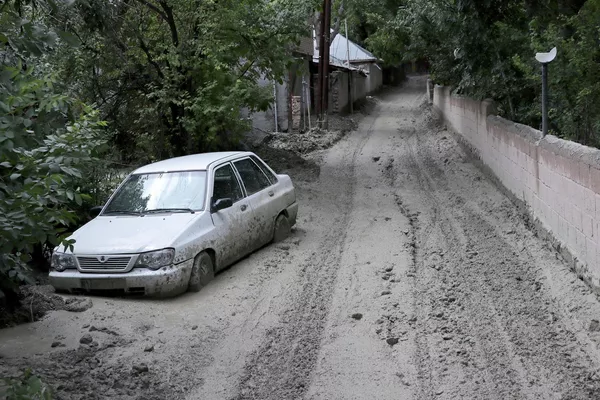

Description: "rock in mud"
386 338 399 346
132 363 149 374
385 266 394 272
381 290 392 296
51 341 62 348
79 334 93 345
372 156 381 162
351 313 363 320
191 325 198 331
589 320 600 332
144 344 154 352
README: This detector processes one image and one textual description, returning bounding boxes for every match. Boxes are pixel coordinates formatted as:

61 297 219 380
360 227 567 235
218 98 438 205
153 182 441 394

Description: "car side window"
213 164 244 202
251 156 278 184
233 158 271 196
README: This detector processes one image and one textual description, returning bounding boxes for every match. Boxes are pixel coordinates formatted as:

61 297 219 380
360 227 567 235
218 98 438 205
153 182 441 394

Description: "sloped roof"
330 34 378 63
313 30 379 65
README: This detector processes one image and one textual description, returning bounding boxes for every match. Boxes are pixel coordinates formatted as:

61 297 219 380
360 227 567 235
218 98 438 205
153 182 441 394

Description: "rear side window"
251 156 278 184
233 158 271 196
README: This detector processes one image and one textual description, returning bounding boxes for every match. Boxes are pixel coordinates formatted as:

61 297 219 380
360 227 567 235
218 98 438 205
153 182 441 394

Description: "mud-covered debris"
372 156 381 162
144 344 154 352
385 266 394 272
132 363 149 374
381 290 392 296
90 326 119 336
13 285 92 325
589 320 600 332
387 338 399 346
191 325 198 331
278 245 291 251
79 334 93 345
351 313 363 320
51 341 61 348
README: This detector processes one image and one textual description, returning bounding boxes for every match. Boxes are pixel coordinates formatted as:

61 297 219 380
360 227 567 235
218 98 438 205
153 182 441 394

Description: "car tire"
188 251 214 292
273 213 291 243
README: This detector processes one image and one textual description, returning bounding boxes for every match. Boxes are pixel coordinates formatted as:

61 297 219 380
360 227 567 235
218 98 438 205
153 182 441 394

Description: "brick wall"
433 85 600 292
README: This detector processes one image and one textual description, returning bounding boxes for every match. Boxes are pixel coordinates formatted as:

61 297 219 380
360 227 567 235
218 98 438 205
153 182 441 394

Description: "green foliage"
52 0 313 160
347 0 600 146
1 0 108 291
1 370 53 400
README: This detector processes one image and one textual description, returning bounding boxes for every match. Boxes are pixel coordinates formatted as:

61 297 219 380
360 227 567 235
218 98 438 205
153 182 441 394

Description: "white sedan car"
49 152 298 297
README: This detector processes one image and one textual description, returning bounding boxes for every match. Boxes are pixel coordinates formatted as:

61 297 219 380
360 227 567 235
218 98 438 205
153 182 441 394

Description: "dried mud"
2 78 600 400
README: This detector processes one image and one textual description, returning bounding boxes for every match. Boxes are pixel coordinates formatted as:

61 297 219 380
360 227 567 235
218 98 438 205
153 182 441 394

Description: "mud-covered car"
49 152 298 297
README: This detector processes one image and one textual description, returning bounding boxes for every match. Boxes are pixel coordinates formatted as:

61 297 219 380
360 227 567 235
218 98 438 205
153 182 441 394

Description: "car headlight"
135 249 175 270
51 253 77 271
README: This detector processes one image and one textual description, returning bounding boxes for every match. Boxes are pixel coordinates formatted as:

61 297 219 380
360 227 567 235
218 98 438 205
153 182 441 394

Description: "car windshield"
103 171 207 214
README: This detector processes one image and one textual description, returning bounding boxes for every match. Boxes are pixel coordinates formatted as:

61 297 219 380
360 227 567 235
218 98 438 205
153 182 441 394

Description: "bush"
0 370 53 400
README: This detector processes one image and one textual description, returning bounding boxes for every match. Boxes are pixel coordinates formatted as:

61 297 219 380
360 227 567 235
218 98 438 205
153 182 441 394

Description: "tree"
0 0 107 298
53 0 314 161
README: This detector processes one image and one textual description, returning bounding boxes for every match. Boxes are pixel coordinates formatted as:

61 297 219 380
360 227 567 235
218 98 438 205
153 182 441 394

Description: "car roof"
132 152 250 174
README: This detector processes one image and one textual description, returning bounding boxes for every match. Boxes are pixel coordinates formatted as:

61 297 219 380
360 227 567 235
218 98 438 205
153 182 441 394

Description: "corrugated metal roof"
313 30 379 65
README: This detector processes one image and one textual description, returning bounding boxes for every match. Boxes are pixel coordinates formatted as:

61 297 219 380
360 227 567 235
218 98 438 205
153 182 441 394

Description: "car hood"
64 213 200 255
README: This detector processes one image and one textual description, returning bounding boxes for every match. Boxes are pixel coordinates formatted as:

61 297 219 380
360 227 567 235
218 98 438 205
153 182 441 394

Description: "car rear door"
210 163 253 268
232 157 279 247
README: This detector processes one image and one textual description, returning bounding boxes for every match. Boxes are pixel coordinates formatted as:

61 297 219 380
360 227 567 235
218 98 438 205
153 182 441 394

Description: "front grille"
77 256 132 272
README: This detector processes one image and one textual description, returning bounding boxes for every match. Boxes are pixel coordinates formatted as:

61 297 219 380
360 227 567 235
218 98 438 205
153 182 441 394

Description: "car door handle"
268 191 274 197
241 204 248 211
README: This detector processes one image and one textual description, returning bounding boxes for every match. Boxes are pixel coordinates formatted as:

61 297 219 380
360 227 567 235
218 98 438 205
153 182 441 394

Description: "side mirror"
90 206 103 217
211 198 233 213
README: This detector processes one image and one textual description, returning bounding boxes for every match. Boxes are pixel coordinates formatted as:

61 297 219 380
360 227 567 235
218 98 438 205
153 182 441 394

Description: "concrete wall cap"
487 115 543 143
540 134 600 168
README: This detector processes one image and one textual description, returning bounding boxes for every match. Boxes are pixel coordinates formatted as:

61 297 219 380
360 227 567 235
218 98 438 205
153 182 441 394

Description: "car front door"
210 163 253 269
232 157 278 247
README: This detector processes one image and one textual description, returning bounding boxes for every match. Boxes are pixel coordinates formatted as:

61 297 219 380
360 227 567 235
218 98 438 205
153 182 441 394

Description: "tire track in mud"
232 107 389 400
385 84 600 399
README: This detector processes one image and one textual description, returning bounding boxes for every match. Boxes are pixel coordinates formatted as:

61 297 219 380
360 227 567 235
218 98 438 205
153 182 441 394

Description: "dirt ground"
3 76 600 399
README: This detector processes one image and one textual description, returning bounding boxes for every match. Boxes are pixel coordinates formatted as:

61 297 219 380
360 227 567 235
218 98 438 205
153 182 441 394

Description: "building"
248 30 383 134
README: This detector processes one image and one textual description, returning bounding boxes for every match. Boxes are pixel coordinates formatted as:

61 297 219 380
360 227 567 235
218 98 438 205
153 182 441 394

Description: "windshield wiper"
103 210 141 216
143 208 195 214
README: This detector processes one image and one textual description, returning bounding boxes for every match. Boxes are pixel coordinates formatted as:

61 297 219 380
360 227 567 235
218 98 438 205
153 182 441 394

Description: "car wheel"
188 251 214 292
273 213 291 243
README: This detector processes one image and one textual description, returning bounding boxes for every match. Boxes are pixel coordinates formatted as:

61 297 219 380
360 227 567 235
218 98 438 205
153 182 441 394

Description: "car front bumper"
49 258 194 297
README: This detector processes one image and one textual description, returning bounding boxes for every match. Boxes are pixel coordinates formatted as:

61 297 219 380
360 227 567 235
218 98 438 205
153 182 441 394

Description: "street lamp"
535 47 557 136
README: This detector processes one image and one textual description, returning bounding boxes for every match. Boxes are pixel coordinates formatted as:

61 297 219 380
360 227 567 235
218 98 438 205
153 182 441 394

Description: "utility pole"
321 0 332 129
345 18 353 114
316 2 326 119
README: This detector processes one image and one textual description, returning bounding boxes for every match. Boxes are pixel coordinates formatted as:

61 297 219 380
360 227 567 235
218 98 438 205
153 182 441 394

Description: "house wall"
249 58 311 133
363 63 383 94
352 71 367 105
330 71 349 114
434 85 600 293
328 70 369 114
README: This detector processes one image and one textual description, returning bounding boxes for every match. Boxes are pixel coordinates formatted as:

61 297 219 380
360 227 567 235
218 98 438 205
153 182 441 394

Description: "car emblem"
98 256 107 263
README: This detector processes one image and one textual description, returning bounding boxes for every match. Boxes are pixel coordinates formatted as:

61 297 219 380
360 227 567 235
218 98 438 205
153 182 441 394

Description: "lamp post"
535 47 557 136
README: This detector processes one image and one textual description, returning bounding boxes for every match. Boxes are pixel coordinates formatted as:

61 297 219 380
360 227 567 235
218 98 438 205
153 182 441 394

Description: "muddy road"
3 77 600 400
